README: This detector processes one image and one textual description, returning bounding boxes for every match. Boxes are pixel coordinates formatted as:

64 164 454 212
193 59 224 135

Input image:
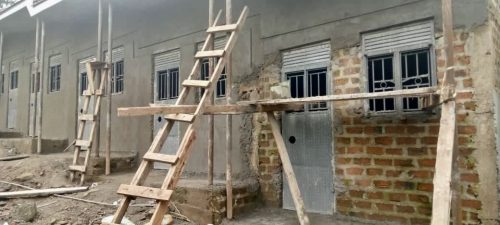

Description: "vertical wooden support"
34 19 40 138
207 0 215 186
94 0 103 158
431 0 460 224
267 112 310 225
105 1 113 176
0 32 3 128
225 0 234 219
37 21 45 154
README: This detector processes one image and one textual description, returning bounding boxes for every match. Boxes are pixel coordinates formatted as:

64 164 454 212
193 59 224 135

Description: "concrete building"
0 0 499 224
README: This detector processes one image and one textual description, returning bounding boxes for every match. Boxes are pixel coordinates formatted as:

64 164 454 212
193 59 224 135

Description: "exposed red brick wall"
333 31 480 224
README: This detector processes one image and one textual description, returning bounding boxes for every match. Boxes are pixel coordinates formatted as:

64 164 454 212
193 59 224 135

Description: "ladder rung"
69 165 86 172
207 24 238 33
143 153 178 164
101 223 120 225
79 114 95 121
82 90 103 96
195 50 225 59
164 114 195 123
75 140 91 148
89 61 108 70
182 80 210 88
117 184 173 201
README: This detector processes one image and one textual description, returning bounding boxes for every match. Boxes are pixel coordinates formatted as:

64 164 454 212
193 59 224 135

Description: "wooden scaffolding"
105 0 461 224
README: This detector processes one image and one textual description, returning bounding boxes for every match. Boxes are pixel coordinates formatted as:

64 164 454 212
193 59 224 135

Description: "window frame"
362 23 437 116
200 58 227 98
49 64 61 92
156 67 180 101
281 61 331 113
0 73 4 94
111 59 124 94
10 70 18 90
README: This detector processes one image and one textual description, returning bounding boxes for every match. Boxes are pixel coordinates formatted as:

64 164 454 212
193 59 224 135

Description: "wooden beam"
226 0 234 219
36 21 45 154
117 104 305 117
105 0 113 176
267 112 310 225
0 155 29 161
251 87 437 105
208 0 215 187
0 186 89 199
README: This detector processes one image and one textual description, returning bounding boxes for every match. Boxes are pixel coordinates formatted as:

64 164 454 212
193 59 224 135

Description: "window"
157 68 179 100
80 72 87 95
10 71 18 90
111 60 124 93
49 64 61 92
363 21 435 114
0 73 4 94
287 68 328 111
200 59 226 98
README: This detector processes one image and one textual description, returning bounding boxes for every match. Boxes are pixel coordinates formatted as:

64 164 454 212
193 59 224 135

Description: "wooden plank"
105 1 114 176
0 186 89 199
225 0 234 219
207 24 238 33
195 50 225 59
75 140 91 148
182 80 210 88
164 114 195 123
116 185 173 201
208 0 215 186
250 87 437 105
69 165 86 172
143 153 178 164
0 155 29 161
79 114 95 121
267 112 310 225
118 104 304 117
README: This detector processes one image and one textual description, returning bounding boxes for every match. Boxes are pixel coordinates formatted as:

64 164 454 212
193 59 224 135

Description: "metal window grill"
10 71 18 90
401 49 431 111
49 65 61 92
157 67 180 101
0 73 3 94
368 55 396 112
80 72 88 96
112 60 124 93
287 68 328 111
200 59 226 97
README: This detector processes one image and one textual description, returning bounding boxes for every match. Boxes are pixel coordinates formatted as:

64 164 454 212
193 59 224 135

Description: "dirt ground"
0 153 391 225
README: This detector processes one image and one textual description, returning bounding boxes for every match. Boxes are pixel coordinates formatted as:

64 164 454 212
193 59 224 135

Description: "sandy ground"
0 153 392 225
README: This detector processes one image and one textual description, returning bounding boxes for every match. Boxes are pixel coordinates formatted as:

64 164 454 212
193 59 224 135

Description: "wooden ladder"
69 61 109 185
104 7 248 225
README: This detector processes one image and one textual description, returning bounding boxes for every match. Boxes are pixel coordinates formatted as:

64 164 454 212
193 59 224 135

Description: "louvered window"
362 21 436 114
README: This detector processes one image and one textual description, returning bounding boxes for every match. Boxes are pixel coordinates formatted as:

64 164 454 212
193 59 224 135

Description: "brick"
364 126 382 134
366 168 383 176
421 137 438 145
397 205 415 213
354 137 371 145
462 78 473 88
409 194 430 203
349 190 364 198
354 201 372 209
397 137 417 145
386 170 402 177
337 199 353 208
346 127 364 134
394 181 416 190
344 67 360 75
337 137 351 145
354 158 372 166
394 159 414 167
456 91 474 100
367 146 384 155
386 148 403 155
410 218 431 225
375 159 392 166
418 206 432 216
462 199 481 209
458 125 477 135
408 147 427 156
367 214 407 224
407 126 425 133
429 126 440 135
346 167 364 175
461 173 479 183
376 203 394 212
336 146 346 154
335 168 344 176
417 183 433 192
347 146 364 154
374 180 391 189
418 159 436 167
367 192 384 200
355 179 371 187
409 171 431 179
385 126 405 134
375 137 393 145
388 193 407 202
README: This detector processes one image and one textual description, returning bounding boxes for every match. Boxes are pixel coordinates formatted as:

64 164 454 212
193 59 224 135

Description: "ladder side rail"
85 63 96 94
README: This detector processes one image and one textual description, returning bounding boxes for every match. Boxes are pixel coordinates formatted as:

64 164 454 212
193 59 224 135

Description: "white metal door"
7 62 19 129
281 42 334 214
28 62 39 136
78 57 96 142
153 49 181 169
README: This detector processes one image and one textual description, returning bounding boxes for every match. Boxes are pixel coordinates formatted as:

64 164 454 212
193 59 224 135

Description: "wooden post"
267 112 310 225
34 19 40 139
0 32 3 128
94 0 103 158
105 0 113 176
37 21 45 154
430 0 460 224
225 0 234 219
207 0 215 186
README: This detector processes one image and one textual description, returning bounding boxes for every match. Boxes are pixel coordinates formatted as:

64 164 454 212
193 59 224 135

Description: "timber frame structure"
108 0 460 224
